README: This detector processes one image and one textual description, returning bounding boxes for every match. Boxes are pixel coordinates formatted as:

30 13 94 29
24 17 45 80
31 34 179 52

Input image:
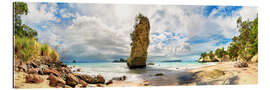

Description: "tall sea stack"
127 14 150 69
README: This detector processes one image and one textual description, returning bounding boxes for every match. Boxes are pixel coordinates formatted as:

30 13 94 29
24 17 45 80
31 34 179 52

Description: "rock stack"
127 14 150 69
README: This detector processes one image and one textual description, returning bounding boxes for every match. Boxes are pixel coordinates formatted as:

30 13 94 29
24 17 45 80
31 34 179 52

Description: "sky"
20 2 258 62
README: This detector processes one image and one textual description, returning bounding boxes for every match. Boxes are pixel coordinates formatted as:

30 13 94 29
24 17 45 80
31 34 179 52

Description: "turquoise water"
64 61 216 82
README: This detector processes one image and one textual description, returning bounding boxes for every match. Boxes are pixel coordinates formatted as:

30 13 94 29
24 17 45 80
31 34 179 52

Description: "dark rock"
38 68 44 75
66 73 80 87
234 62 249 68
30 62 39 68
95 75 105 84
155 73 164 76
25 74 44 83
47 74 66 87
105 80 113 85
79 80 88 87
76 68 81 72
112 58 127 63
76 74 95 84
111 76 127 81
27 68 39 74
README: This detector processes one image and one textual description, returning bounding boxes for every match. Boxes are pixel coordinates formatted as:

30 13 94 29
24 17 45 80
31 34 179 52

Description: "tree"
200 52 207 59
14 2 37 38
199 16 258 62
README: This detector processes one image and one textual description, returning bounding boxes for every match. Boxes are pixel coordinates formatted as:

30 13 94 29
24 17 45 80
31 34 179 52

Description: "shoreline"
146 61 257 86
14 61 257 88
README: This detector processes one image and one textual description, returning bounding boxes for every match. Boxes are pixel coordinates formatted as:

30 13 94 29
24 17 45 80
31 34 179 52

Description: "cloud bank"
21 3 258 61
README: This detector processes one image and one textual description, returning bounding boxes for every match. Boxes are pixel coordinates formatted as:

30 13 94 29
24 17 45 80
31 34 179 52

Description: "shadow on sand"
128 67 239 86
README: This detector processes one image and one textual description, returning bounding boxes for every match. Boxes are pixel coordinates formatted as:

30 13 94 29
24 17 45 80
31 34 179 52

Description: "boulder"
105 80 113 85
66 73 80 87
79 80 88 87
111 76 127 81
234 62 249 68
25 74 44 83
27 68 39 74
57 67 72 74
155 73 164 76
47 74 66 87
38 68 44 75
127 14 150 69
18 64 28 72
251 54 258 62
30 62 39 68
76 74 95 84
95 75 105 84
43 68 61 76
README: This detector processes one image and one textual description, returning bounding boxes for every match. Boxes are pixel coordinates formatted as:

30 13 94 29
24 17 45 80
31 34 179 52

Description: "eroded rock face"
127 14 150 69
25 74 44 83
66 73 80 87
47 74 66 87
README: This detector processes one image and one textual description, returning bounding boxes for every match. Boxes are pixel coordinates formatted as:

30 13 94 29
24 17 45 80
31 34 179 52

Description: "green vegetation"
14 2 59 62
199 16 258 62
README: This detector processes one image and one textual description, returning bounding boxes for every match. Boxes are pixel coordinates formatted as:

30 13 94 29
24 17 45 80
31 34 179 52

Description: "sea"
64 60 216 83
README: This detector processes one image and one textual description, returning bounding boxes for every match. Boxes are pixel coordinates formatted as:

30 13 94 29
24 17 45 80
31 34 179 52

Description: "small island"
112 58 127 63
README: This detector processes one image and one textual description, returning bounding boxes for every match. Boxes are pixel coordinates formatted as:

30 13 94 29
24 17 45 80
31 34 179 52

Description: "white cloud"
25 3 257 61
21 3 59 25
238 6 258 21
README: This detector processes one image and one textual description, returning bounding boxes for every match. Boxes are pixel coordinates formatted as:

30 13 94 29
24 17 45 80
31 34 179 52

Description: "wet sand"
13 61 258 88
146 62 258 86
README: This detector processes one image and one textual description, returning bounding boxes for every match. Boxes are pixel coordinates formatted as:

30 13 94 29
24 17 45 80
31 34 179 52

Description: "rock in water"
127 14 150 69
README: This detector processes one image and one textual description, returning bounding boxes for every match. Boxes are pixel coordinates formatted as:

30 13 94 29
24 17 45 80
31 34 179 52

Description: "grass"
14 36 59 62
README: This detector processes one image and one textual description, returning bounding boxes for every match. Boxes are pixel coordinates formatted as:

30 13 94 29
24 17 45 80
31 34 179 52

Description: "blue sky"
21 2 258 61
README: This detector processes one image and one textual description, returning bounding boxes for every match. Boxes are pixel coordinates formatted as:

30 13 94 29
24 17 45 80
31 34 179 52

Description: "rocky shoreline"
13 57 149 88
14 57 257 88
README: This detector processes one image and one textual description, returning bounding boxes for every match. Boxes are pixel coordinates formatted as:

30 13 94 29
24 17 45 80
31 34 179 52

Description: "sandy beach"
13 61 258 88
146 61 258 86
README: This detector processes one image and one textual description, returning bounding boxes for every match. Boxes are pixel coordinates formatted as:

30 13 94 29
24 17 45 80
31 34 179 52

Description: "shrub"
50 50 59 61
40 44 51 56
14 37 39 61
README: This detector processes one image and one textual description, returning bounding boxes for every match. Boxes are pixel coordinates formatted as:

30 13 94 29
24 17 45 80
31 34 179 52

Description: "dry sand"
189 62 258 85
13 72 53 88
13 61 258 88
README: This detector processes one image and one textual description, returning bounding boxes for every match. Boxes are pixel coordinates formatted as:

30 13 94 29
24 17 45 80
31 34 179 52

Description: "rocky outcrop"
198 55 230 62
198 56 219 63
43 68 61 76
95 75 105 84
76 74 95 84
66 73 80 87
27 68 39 74
25 74 44 83
47 74 66 87
127 14 150 69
